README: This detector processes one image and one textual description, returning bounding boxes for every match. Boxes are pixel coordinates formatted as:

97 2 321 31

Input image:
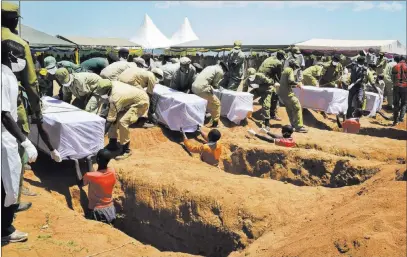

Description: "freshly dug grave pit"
112 155 346 257
221 142 383 187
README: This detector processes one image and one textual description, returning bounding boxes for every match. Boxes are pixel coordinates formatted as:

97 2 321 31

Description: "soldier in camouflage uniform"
242 68 276 129
257 50 286 120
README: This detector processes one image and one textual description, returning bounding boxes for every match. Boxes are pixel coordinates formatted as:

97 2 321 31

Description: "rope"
85 241 135 257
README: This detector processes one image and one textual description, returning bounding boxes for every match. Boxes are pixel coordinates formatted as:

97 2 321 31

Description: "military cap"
97 79 113 94
151 68 163 80
180 57 191 66
234 40 242 49
55 68 70 84
2 2 20 19
133 57 148 68
291 47 301 54
247 68 256 81
44 56 57 69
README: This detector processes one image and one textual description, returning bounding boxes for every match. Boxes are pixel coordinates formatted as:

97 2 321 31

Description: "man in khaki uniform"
102 81 150 160
118 67 163 95
279 60 308 133
242 68 275 129
257 50 286 120
319 54 343 88
100 61 137 81
192 62 228 128
55 68 104 113
169 57 197 93
383 55 398 109
376 52 387 76
224 40 245 90
2 1 60 209
302 62 325 86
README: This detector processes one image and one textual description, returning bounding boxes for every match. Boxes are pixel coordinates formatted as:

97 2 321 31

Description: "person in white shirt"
1 40 39 243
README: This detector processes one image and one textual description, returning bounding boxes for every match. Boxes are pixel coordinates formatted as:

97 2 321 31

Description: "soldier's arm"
258 73 274 86
62 87 73 103
21 44 42 121
242 78 249 92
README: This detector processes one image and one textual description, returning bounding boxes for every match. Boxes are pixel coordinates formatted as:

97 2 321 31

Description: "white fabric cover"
295 38 406 55
29 97 105 160
130 14 173 49
153 84 207 132
213 88 253 124
170 17 199 46
293 86 382 116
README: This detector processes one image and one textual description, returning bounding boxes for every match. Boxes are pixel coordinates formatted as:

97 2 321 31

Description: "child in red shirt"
83 149 116 224
248 125 295 147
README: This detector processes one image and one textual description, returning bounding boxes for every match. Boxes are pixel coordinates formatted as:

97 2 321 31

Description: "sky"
16 1 407 46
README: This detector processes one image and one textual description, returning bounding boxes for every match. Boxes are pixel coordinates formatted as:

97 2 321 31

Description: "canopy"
130 14 173 49
170 17 199 46
296 38 406 55
56 35 140 48
20 24 76 48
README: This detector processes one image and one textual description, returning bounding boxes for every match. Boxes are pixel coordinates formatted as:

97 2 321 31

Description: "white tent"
296 38 406 55
170 17 199 46
130 14 172 49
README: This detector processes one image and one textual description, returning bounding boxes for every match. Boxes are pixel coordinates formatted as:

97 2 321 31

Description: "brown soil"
2 104 406 257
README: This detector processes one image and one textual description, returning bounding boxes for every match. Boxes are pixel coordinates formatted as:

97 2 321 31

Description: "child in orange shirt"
182 126 222 167
83 149 117 224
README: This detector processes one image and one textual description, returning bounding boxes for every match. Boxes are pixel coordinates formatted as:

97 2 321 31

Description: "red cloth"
392 60 407 88
343 119 360 134
275 137 295 148
83 168 116 210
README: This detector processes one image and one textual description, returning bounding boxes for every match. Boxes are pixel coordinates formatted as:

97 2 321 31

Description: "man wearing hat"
376 52 387 76
118 66 163 95
319 54 344 88
2 2 42 134
366 48 378 66
257 50 286 120
279 59 308 133
242 68 275 129
98 80 150 160
284 47 305 83
118 48 129 61
80 57 110 75
100 60 138 81
169 57 197 93
55 68 106 113
133 57 148 69
224 40 245 91
346 56 373 119
2 1 51 203
192 62 229 128
302 62 325 87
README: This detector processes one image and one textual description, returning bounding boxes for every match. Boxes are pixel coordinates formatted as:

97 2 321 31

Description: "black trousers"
393 86 407 122
270 91 280 118
346 84 364 119
1 179 16 236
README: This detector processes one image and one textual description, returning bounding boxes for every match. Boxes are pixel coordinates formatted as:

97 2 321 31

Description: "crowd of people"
2 2 407 244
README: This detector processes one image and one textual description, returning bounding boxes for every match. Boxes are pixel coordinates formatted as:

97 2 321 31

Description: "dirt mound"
230 166 407 257
221 142 382 187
